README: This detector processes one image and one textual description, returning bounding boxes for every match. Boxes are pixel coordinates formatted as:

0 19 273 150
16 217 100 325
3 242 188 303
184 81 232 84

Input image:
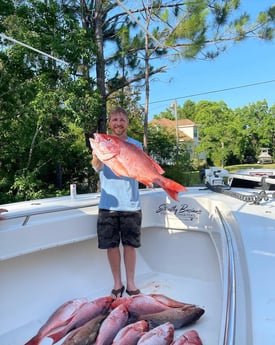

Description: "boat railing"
1 199 100 226
215 207 236 345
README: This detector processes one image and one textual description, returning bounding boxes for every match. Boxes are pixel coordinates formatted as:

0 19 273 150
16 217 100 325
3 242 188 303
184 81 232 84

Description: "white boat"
1 167 274 345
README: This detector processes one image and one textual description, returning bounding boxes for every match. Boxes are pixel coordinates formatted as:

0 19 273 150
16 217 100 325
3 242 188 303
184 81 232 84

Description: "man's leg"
107 247 123 292
123 245 139 292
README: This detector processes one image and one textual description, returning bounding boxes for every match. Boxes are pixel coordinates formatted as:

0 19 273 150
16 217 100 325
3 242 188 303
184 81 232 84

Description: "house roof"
149 118 195 141
150 118 196 127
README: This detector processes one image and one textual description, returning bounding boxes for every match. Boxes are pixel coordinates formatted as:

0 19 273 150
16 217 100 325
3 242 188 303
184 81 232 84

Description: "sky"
139 1 275 119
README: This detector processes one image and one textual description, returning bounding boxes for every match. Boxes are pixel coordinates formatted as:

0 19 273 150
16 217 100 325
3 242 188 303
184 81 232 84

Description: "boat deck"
1 227 221 345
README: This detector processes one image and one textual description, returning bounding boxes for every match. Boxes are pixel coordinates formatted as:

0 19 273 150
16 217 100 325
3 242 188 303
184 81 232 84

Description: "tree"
192 101 238 166
1 1 274 201
61 1 275 137
0 0 101 201
235 100 275 161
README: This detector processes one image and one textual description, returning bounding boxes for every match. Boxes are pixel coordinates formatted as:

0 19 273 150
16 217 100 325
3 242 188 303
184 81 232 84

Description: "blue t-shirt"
98 137 142 211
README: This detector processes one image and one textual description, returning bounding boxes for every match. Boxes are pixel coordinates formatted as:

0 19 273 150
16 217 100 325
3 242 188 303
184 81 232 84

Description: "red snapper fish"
61 296 113 330
137 305 205 329
95 304 129 345
89 133 187 201
171 329 203 345
112 320 149 345
60 314 106 345
137 322 174 345
25 296 113 345
111 295 171 318
24 298 88 345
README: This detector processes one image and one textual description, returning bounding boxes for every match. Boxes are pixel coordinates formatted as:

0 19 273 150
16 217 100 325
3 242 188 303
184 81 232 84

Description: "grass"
225 163 275 173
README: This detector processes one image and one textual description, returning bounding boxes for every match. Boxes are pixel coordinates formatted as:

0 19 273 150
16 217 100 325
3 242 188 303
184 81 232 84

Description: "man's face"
108 112 129 137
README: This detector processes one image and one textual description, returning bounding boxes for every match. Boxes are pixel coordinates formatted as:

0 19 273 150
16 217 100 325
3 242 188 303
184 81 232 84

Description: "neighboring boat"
0 167 274 345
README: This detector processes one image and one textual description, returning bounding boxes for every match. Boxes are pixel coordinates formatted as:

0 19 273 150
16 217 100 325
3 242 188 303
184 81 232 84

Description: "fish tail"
47 331 65 344
154 177 187 201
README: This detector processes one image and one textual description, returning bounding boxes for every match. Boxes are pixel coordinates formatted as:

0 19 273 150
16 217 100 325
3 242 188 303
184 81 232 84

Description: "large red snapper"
136 322 174 345
171 329 203 345
24 296 113 345
112 320 149 345
95 304 129 345
89 134 187 201
63 296 113 329
24 298 88 345
49 296 113 343
111 295 171 318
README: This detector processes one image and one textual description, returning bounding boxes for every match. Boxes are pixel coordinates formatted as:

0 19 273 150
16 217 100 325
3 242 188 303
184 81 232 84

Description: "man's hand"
91 152 103 171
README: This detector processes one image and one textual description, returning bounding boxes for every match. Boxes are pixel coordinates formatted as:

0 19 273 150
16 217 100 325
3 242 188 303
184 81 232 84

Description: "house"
149 118 205 160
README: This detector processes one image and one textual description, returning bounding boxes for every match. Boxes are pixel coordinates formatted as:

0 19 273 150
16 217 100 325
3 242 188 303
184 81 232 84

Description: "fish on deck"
137 306 205 329
95 304 129 345
111 320 149 345
24 296 113 345
24 298 88 345
89 134 187 201
60 314 106 345
111 295 171 318
171 329 203 345
136 322 174 345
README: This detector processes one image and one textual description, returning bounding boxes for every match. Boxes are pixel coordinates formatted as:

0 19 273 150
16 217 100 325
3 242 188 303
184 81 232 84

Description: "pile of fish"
24 293 205 345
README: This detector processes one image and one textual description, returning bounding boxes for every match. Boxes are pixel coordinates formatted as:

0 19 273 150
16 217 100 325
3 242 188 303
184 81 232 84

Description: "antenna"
0 33 69 66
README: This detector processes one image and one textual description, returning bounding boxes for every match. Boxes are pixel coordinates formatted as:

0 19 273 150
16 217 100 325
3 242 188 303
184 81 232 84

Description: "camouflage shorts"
97 209 142 249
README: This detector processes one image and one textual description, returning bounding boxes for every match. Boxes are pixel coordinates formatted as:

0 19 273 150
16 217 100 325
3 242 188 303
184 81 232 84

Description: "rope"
204 182 274 205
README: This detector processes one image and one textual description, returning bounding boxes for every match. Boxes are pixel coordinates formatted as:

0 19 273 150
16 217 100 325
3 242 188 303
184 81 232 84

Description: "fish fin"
141 182 154 188
46 314 77 343
150 294 195 308
153 177 187 201
145 154 165 175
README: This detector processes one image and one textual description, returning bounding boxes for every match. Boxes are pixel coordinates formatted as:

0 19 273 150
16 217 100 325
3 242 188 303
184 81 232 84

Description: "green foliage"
0 1 101 203
1 0 275 204
154 99 274 167
11 171 44 202
164 166 199 187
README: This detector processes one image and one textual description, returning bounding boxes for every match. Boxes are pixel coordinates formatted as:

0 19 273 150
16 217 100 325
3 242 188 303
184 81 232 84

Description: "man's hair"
109 106 129 119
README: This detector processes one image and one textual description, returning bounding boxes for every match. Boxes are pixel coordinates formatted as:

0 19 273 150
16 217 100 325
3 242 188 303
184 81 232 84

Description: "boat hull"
1 188 265 345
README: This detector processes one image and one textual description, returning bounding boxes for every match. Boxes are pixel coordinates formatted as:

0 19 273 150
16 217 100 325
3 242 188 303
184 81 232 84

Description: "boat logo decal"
155 203 203 221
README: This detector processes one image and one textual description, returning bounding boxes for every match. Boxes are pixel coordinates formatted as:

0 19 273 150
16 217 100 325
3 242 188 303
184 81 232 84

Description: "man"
92 107 142 298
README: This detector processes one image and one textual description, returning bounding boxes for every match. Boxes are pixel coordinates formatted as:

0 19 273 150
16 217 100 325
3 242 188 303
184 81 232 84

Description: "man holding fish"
91 106 142 299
